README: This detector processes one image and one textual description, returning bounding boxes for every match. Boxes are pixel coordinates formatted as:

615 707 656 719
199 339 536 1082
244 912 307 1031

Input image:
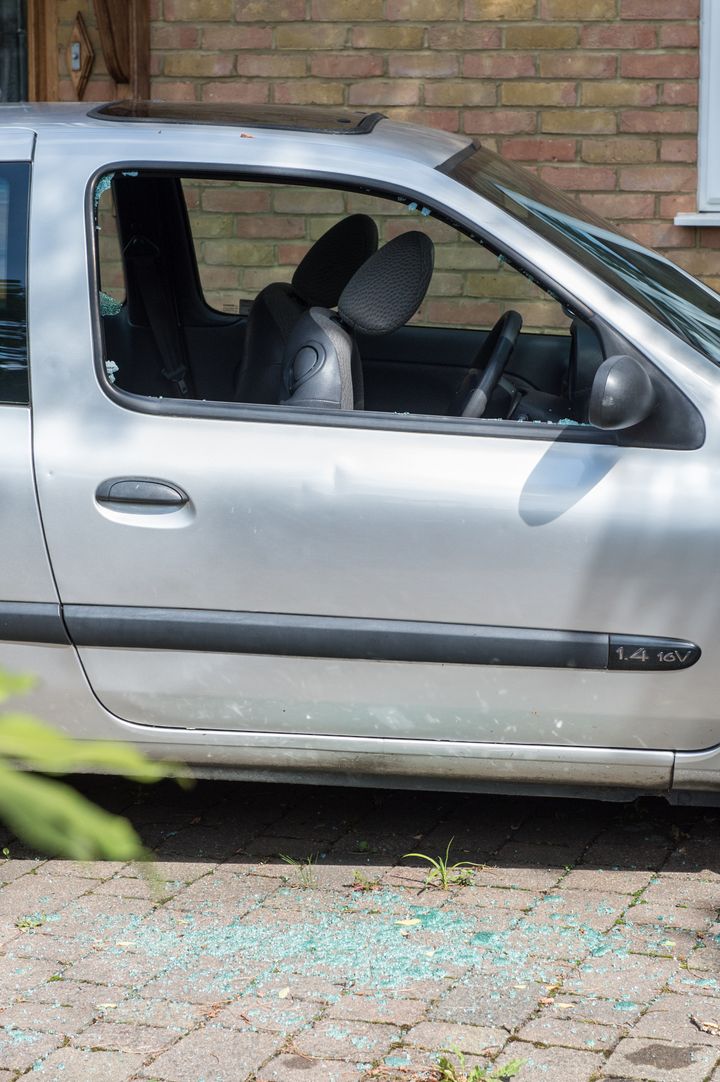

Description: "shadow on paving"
1 779 719 1081
69 774 720 876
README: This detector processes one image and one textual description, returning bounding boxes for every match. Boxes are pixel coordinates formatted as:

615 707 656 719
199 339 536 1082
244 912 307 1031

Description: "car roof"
0 101 473 170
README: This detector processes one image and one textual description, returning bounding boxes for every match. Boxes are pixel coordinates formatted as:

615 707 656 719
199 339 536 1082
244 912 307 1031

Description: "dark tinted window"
0 162 29 404
0 1 28 102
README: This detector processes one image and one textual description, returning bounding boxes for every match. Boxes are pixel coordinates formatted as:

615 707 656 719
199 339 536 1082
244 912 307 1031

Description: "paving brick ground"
1 779 720 1081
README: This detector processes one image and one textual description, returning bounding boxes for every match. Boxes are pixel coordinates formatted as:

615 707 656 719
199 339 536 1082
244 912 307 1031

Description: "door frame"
26 0 150 102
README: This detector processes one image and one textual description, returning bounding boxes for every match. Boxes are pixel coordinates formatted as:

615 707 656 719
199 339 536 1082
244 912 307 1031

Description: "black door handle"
96 479 189 507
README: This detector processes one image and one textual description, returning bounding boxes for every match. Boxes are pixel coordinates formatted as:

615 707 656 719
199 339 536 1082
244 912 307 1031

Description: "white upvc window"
675 0 720 226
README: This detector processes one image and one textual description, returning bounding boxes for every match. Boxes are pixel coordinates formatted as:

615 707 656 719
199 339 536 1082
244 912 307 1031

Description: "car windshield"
449 146 720 368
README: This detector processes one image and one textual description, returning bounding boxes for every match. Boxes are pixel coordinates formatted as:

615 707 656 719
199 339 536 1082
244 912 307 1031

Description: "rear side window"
0 163 29 404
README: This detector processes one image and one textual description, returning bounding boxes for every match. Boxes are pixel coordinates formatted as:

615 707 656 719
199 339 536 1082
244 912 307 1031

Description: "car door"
0 140 103 731
28 123 720 757
0 151 60 625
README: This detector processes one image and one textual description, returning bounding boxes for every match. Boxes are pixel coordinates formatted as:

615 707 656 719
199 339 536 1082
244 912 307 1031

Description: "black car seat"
235 214 378 406
282 230 434 411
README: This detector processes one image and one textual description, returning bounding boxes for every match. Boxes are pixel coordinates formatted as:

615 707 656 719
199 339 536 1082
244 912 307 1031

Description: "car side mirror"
588 354 656 431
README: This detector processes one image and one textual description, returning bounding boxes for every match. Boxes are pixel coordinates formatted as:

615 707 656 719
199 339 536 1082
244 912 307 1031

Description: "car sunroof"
89 101 386 135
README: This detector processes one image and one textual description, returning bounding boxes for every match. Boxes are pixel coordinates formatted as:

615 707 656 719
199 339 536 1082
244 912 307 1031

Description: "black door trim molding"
0 601 700 673
59 604 700 672
0 602 69 645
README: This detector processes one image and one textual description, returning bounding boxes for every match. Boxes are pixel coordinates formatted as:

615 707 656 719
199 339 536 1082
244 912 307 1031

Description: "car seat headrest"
291 214 379 308
337 231 434 337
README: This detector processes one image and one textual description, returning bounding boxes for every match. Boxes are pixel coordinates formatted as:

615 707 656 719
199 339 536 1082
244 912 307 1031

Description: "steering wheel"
452 310 523 418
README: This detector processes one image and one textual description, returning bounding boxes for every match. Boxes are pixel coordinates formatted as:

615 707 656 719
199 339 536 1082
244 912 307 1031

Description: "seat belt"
124 235 195 398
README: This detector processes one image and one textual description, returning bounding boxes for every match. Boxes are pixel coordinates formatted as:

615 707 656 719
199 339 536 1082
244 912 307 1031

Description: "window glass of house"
0 0 28 102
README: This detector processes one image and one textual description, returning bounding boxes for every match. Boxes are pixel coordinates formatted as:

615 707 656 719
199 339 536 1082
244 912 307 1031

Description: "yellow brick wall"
97 177 565 334
85 0 716 331
147 1 713 275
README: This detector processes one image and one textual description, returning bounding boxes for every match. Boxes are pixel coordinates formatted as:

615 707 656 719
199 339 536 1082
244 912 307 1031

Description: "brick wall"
97 175 563 333
138 0 718 290
84 0 719 325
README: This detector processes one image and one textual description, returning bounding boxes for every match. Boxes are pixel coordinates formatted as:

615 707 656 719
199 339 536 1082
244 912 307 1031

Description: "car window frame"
85 159 700 450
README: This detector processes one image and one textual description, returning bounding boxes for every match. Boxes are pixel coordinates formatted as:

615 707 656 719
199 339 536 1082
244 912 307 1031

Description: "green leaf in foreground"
0 670 189 862
0 712 188 783
0 763 148 861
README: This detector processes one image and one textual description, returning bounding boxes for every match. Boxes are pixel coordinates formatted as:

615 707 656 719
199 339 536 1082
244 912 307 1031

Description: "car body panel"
0 409 58 604
0 103 717 794
0 129 35 161
36 405 718 752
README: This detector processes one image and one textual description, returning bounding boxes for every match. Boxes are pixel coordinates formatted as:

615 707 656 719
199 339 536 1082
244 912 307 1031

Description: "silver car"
2 100 720 802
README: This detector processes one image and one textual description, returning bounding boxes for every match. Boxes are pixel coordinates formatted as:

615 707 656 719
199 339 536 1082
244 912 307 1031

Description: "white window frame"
675 0 720 226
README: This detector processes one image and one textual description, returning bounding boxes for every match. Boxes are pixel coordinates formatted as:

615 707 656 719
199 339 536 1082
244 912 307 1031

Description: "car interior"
95 171 607 427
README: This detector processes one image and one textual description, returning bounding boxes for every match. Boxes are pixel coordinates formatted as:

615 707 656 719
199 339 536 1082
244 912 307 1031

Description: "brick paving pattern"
0 780 719 1080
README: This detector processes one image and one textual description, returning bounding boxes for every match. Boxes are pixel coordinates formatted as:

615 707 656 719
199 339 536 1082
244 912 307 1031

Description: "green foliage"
351 869 381 892
0 763 149 861
0 713 179 781
437 1049 524 1081
15 914 44 929
280 852 318 889
0 669 185 862
403 838 484 890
